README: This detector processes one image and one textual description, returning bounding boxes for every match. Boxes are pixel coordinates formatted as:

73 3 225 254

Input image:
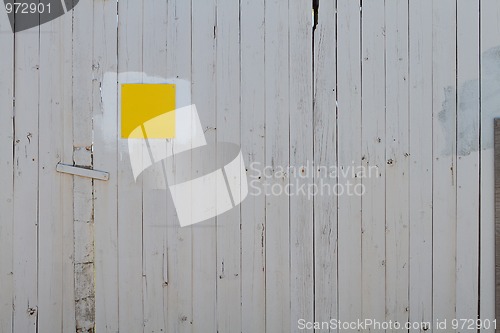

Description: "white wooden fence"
0 0 499 332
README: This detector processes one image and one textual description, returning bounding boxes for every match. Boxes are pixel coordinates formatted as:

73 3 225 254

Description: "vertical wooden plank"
192 0 217 332
216 0 241 331
456 0 480 328
385 0 410 328
62 9 77 332
12 13 39 333
240 0 266 331
0 3 14 332
361 0 386 324
408 0 433 330
289 0 314 331
164 0 193 331
37 5 74 333
141 0 168 332
432 0 457 325
337 0 362 325
480 0 500 329
495 120 500 325
313 0 338 329
72 0 96 331
117 0 144 331
93 0 119 331
142 182 168 333
265 0 290 331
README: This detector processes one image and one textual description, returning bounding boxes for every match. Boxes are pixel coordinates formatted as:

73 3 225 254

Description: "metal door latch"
56 163 109 181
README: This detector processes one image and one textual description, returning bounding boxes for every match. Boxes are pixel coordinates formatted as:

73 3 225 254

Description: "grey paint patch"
438 45 500 155
457 78 480 155
438 86 456 156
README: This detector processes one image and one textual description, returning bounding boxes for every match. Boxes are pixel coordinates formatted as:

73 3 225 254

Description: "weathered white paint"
313 0 338 329
289 2 314 333
191 1 218 332
216 0 241 332
164 0 193 331
408 0 433 331
0 5 14 333
38 9 75 333
116 1 144 331
240 0 266 331
361 0 387 326
0 0 497 332
456 0 480 329
72 2 97 330
432 0 458 326
93 0 120 331
141 1 168 332
264 0 291 332
337 0 363 328
385 0 410 327
481 1 500 331
12 12 40 333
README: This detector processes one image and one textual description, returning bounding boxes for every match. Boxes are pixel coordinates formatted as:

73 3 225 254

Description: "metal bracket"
56 163 109 181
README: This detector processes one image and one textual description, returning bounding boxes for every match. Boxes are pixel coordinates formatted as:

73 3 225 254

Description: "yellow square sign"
121 84 176 139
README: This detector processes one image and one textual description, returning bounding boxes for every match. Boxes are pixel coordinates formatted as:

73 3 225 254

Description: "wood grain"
408 0 433 330
264 0 291 331
13 13 40 333
241 0 266 331
164 0 193 331
0 4 14 333
313 0 338 329
141 1 168 332
495 118 500 329
481 1 500 330
361 0 386 324
289 1 314 331
191 0 218 331
456 0 480 329
216 0 242 331
432 0 457 325
0 1 497 332
337 0 363 326
93 0 120 331
385 0 410 327
37 7 75 333
117 1 145 331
